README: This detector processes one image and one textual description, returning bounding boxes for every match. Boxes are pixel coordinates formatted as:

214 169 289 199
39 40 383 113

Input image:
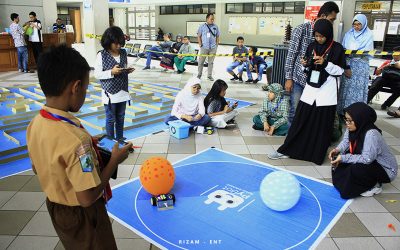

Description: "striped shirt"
337 129 398 181
284 22 314 87
258 96 290 129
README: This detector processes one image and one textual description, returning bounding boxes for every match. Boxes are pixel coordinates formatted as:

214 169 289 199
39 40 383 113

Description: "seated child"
143 33 173 70
227 36 248 83
164 77 211 126
27 45 132 249
204 79 239 128
160 34 183 71
245 46 267 84
174 36 196 74
330 102 398 199
252 83 289 136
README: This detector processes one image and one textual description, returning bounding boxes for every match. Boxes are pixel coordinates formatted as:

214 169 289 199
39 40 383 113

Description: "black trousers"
332 161 390 199
31 42 43 65
367 76 400 107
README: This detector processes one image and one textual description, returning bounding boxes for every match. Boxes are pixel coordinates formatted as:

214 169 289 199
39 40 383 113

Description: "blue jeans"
104 102 127 140
164 115 211 127
288 81 304 127
146 46 163 67
227 61 246 75
17 46 28 71
246 63 266 81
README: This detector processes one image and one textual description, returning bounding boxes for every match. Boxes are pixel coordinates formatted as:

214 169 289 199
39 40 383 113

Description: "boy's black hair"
204 79 228 110
183 35 190 40
37 44 90 97
56 18 62 21
317 2 340 17
100 26 126 50
237 36 244 42
393 46 400 52
10 13 18 21
206 13 214 19
251 46 258 53
29 11 37 17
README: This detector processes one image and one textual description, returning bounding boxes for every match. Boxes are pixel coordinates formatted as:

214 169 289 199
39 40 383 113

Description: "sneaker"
142 66 151 70
230 76 238 81
267 151 289 160
360 183 382 197
253 79 259 84
238 77 243 83
177 70 182 74
182 68 186 72
245 79 253 83
208 76 214 81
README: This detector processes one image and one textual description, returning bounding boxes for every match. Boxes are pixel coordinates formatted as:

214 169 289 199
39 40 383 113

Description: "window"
159 4 215 15
226 2 305 14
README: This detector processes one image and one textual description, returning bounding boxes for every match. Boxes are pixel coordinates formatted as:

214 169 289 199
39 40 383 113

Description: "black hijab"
344 102 382 154
313 19 334 55
304 19 346 88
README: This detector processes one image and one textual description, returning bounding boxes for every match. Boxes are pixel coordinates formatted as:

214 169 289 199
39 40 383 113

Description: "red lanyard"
349 141 357 154
39 109 112 202
313 40 334 58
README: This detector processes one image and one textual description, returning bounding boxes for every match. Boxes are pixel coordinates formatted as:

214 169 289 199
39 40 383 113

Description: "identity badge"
310 70 320 84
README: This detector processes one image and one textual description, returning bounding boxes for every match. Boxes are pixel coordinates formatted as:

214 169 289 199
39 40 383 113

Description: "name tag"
310 70 320 84
207 32 211 38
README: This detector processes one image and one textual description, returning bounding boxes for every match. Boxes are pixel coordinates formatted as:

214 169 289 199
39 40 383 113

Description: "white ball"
260 171 301 211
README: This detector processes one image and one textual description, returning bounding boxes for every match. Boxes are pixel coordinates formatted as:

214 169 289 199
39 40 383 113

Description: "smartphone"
97 135 133 153
230 101 239 109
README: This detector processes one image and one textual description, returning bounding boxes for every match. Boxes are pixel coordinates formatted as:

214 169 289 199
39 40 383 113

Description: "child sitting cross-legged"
252 83 289 136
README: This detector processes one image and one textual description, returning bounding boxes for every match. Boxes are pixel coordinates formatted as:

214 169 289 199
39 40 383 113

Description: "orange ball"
139 157 175 196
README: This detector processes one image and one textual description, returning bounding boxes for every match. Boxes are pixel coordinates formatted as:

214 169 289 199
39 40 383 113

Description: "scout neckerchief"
40 109 113 202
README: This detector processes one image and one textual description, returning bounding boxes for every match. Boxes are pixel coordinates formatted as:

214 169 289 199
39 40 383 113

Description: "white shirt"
28 21 42 42
300 62 344 106
94 52 131 105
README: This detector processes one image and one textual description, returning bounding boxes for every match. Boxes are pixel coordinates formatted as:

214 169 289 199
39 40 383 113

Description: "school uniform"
27 106 117 250
206 98 238 128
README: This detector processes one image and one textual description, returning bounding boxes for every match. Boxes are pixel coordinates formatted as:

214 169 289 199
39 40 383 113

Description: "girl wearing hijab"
338 14 374 115
164 77 211 126
160 34 183 71
330 102 398 198
268 19 346 165
204 80 239 128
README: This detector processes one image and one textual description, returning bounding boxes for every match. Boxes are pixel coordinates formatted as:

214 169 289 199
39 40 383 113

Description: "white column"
42 0 58 33
82 0 109 67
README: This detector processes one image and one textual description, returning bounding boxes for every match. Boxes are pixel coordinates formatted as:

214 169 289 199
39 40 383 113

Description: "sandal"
387 109 400 118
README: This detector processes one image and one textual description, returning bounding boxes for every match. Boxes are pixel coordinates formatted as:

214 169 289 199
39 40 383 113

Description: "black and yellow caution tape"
85 34 400 57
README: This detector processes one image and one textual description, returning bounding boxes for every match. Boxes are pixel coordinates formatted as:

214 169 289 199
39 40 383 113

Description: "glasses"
344 118 354 124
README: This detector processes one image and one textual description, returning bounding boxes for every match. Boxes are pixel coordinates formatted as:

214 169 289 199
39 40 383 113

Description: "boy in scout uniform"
27 45 132 249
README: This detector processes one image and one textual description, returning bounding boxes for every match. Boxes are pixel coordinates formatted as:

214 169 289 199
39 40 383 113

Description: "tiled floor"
0 47 399 249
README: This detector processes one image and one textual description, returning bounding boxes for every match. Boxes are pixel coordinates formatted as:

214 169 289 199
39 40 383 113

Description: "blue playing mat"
107 148 351 250
0 82 254 179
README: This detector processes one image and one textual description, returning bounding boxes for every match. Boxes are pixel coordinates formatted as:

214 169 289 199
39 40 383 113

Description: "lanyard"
313 40 334 58
40 109 82 128
349 141 357 154
270 97 283 113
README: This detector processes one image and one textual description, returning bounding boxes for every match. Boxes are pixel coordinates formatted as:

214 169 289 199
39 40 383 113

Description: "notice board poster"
304 6 321 22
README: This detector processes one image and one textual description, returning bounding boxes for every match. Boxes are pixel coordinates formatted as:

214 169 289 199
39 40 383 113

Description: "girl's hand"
267 126 275 136
111 65 122 75
331 154 342 167
314 56 325 65
328 148 339 161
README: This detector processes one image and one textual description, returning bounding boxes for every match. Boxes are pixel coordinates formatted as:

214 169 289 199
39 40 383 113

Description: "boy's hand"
111 142 132 165
263 122 270 132
267 126 275 136
111 65 123 75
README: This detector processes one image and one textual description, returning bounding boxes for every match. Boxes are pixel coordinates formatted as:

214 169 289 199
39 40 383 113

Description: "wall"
155 3 304 47
113 8 128 34
0 0 44 32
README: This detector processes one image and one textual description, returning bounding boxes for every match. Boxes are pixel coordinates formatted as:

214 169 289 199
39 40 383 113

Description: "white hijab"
176 77 203 115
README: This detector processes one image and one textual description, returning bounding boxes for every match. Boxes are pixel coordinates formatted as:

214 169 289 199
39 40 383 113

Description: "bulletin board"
186 21 205 37
259 17 292 36
228 17 257 35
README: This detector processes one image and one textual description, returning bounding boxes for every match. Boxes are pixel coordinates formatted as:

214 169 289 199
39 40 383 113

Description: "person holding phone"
204 80 238 128
330 102 397 198
94 26 135 141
